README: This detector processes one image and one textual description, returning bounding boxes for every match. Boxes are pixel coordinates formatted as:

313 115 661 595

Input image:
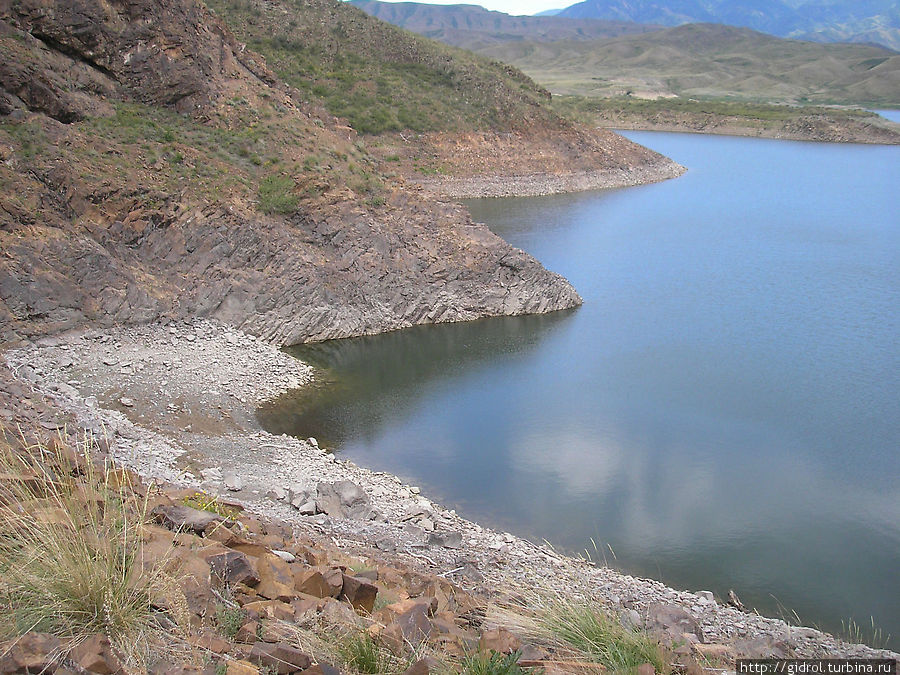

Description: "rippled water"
260 132 900 646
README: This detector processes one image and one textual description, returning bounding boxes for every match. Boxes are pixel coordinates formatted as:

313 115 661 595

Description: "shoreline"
593 120 900 145
410 159 686 199
5 318 897 662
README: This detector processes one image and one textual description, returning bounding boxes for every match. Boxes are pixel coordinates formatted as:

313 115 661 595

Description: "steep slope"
0 0 586 346
204 0 684 196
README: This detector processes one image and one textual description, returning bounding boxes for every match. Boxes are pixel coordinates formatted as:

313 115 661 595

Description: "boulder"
646 603 704 643
249 643 311 675
316 481 371 520
151 504 224 534
340 574 378 614
69 633 123 675
206 550 260 587
295 568 342 599
0 632 61 674
255 554 297 602
224 473 243 492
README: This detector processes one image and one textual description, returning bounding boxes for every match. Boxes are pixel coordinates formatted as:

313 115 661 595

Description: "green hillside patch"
206 0 559 135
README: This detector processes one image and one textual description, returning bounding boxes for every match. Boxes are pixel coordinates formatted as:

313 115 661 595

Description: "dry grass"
488 590 668 675
0 429 185 666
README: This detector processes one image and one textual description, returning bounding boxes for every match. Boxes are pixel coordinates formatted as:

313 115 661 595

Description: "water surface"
260 132 900 645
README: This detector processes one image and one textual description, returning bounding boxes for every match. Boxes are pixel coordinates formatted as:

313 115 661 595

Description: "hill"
0 0 689 346
348 0 659 50
474 23 900 106
556 0 900 51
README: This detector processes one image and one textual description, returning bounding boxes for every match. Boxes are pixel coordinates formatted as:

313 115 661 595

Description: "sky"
369 0 566 17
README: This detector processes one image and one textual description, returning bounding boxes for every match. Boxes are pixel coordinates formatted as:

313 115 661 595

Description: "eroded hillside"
0 0 594 346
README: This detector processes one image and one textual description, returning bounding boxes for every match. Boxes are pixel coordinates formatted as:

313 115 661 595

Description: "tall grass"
489 591 667 675
0 431 180 654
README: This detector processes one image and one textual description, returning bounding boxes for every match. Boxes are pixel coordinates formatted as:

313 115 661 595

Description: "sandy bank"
5 319 897 662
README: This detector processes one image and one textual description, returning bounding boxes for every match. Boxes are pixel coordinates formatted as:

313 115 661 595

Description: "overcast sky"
372 0 566 17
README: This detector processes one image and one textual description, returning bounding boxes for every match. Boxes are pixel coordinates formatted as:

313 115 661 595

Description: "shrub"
258 174 299 215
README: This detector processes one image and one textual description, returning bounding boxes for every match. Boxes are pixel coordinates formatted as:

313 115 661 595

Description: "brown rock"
152 504 224 534
226 661 259 675
384 597 438 619
241 600 296 622
0 632 61 674
259 621 297 644
249 643 311 675
646 604 703 643
518 661 607 675
256 554 297 602
235 621 261 644
399 659 433 675
479 628 521 655
382 604 433 653
69 633 123 675
206 550 260 587
299 665 341 675
294 569 333 598
636 664 656 675
340 574 378 614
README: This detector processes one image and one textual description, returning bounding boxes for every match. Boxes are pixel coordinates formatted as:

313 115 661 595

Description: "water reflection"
258 310 577 447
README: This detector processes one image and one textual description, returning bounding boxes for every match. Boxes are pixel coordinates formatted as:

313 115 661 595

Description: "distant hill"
556 0 900 51
476 23 900 105
348 0 657 50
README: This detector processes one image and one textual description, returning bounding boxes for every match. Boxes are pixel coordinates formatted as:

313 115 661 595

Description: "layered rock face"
0 0 581 346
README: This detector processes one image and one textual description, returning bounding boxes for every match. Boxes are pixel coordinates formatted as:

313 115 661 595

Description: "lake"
259 132 900 647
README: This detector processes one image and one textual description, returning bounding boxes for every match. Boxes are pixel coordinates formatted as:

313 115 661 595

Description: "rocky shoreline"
5 319 897 664
411 161 686 199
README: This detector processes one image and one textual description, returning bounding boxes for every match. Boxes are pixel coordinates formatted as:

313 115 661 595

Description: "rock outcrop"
0 0 582 347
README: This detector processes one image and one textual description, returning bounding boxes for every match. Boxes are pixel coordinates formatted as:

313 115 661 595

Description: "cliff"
0 0 587 346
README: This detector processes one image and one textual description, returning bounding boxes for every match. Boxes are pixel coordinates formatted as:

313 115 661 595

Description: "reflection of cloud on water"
508 422 900 556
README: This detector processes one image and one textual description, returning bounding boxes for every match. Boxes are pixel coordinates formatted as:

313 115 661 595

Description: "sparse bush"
215 603 246 639
339 634 396 674
181 491 241 521
258 174 299 215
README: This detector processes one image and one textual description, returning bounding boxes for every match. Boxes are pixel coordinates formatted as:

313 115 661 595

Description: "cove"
259 131 900 646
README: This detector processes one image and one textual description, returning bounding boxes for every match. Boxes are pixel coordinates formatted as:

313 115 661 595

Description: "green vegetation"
181 490 243 520
257 175 300 215
339 634 398 674
205 0 558 135
0 433 179 648
554 95 878 123
214 603 246 640
489 592 668 675
460 651 540 675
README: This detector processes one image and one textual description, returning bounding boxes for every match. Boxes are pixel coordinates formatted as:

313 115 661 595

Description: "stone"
340 574 378 614
151 504 224 534
227 661 260 675
382 603 433 652
299 666 341 675
119 397 134 407
255 553 298 602
253 643 312 675
636 664 656 675
619 609 642 631
69 633 123 675
294 567 343 598
399 659 431 675
696 591 715 603
189 634 232 654
646 603 703 643
206 550 260 587
732 636 790 658
478 628 521 655
266 487 288 501
518 662 607 675
316 481 371 520
427 531 463 549
0 632 62 674
224 473 244 492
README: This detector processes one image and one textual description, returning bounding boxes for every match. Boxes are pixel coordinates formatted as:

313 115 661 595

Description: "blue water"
261 132 900 645
873 109 900 124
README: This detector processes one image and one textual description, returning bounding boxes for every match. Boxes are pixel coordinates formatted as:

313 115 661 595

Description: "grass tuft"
461 650 540 675
489 590 667 675
0 430 181 657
